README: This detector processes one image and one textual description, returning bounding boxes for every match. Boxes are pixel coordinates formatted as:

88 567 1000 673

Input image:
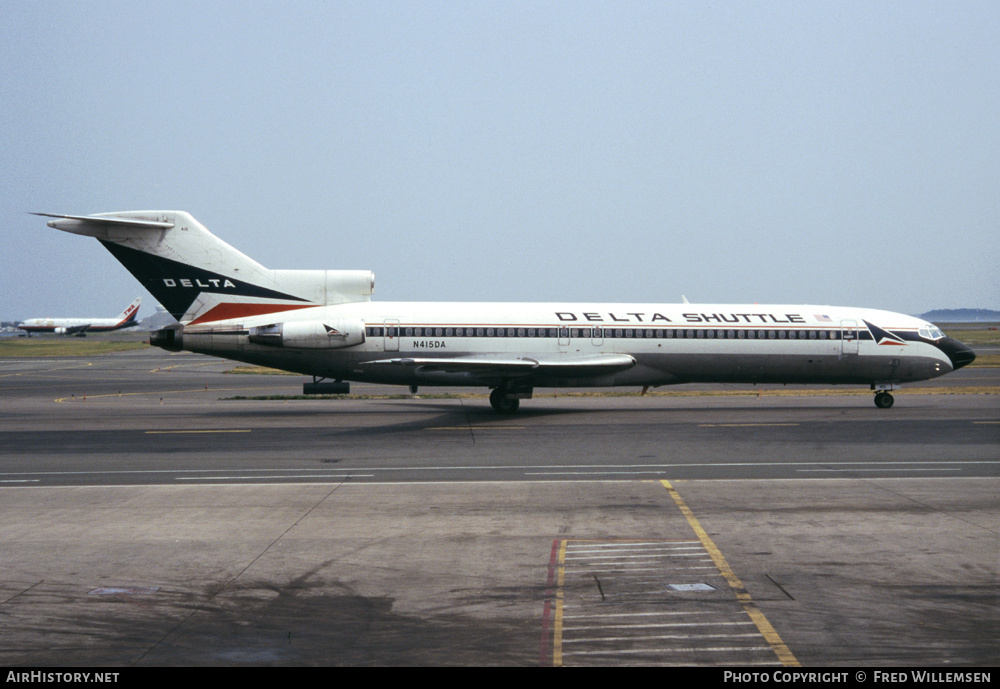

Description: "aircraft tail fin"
35 212 374 324
114 297 142 326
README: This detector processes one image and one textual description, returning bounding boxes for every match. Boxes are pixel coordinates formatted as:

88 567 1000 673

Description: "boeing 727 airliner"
34 211 975 411
18 297 142 336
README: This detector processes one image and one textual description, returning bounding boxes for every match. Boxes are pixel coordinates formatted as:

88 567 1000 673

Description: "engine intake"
150 326 183 352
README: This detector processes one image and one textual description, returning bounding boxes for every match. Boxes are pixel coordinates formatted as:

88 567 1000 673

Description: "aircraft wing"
358 353 636 377
64 324 91 335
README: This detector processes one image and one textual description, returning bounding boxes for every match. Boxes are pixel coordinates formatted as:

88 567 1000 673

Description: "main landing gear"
489 385 532 413
490 389 519 413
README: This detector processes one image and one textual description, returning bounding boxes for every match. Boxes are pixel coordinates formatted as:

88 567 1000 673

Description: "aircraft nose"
937 337 976 370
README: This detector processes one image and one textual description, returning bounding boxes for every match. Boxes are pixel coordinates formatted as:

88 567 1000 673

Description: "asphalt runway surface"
0 348 997 666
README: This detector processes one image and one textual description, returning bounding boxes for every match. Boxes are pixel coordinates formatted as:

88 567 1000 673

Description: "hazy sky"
3 1 997 321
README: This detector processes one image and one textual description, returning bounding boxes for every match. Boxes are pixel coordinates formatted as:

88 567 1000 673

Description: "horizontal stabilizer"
32 212 175 235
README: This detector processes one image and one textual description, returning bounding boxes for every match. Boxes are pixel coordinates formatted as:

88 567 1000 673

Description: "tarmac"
0 348 997 666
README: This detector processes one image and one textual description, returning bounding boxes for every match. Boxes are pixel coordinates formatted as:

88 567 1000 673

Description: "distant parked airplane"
18 297 142 336
36 210 975 410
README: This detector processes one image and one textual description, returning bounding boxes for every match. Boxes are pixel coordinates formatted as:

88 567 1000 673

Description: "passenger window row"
365 326 849 340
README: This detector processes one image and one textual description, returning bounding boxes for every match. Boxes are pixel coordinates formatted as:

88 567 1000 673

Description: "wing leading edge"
358 353 636 377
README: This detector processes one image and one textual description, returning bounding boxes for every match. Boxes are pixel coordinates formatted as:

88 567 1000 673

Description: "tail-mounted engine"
248 319 365 349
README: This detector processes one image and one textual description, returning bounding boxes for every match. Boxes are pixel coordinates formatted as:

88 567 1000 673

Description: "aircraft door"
841 320 859 355
384 319 399 352
558 326 571 352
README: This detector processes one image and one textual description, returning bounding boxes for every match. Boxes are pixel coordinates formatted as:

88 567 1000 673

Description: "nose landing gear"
874 391 894 408
871 383 898 409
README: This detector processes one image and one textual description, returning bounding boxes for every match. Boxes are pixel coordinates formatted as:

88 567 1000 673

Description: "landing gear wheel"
874 392 894 409
490 388 520 414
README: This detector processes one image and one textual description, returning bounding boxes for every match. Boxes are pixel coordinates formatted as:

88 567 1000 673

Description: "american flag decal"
815 314 832 322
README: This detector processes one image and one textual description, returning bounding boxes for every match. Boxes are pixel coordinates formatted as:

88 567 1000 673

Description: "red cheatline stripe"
188 302 316 325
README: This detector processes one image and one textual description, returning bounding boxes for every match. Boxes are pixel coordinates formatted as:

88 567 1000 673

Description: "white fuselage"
176 301 955 389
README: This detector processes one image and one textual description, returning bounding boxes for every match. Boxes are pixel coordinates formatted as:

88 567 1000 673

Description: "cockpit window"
918 325 946 340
